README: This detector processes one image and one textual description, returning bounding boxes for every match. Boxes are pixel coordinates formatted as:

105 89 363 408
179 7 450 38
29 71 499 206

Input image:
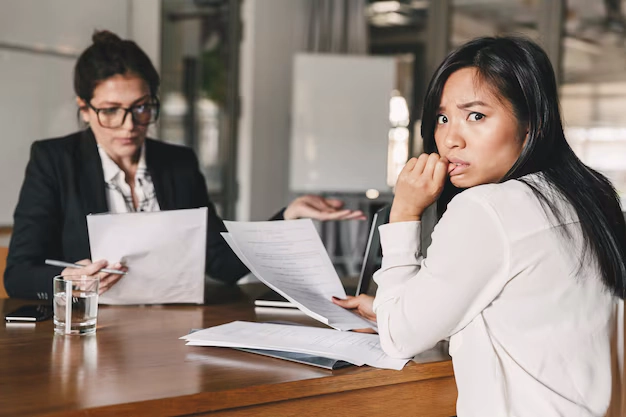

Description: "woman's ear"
521 124 530 148
76 97 89 123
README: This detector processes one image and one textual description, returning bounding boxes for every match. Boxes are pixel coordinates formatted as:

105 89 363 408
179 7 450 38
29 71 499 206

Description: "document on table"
222 219 375 331
87 208 207 305
181 321 408 370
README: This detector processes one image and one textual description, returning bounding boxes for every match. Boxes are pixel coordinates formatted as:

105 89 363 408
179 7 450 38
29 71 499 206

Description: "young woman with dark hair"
334 36 626 416
5 30 364 300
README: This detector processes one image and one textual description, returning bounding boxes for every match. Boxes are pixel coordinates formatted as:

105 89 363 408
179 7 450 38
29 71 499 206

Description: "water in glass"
53 291 98 335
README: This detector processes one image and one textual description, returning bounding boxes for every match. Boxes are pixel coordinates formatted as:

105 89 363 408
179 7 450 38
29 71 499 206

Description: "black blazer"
5 129 256 300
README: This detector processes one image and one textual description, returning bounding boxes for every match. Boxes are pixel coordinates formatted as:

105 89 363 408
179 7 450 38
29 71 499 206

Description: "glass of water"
53 275 99 335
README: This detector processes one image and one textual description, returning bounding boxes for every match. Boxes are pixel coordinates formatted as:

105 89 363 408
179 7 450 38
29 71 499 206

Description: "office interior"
1 0 626 416
2 0 626 278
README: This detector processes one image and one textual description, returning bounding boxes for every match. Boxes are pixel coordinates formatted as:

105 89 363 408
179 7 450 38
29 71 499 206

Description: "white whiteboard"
289 53 395 193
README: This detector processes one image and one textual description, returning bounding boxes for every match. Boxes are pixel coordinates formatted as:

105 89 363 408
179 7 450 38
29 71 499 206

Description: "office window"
160 0 240 218
561 0 626 204
451 0 540 47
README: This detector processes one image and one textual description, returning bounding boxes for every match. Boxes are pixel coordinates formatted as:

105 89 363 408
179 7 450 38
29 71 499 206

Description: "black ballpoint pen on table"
45 259 127 275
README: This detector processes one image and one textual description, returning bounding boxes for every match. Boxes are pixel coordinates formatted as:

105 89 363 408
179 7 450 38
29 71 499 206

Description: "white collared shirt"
373 174 619 417
97 144 160 213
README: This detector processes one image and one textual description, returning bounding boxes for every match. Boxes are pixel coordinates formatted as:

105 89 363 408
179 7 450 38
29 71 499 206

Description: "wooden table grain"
0 285 457 417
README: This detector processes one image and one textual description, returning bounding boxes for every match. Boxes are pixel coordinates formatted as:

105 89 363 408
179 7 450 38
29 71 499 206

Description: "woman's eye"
437 115 448 124
468 112 484 121
100 108 120 116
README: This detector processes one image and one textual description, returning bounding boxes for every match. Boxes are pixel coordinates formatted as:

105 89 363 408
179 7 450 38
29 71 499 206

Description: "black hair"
421 36 626 299
74 30 160 103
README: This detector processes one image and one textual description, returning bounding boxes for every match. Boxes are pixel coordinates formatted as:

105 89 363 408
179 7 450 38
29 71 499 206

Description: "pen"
45 259 127 275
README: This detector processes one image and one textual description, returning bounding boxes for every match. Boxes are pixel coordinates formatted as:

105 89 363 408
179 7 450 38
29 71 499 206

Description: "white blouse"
373 175 620 417
98 144 160 213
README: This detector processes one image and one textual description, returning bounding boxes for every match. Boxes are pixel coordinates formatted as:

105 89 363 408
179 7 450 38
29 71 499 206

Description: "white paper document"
87 208 207 305
222 219 375 331
182 321 408 370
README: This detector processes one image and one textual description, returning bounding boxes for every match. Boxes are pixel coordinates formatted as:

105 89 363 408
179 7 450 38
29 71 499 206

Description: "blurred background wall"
0 0 160 226
2 0 626 273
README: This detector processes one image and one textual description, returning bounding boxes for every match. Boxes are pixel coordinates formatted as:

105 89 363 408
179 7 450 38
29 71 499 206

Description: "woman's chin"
449 176 466 188
450 175 480 189
113 141 141 156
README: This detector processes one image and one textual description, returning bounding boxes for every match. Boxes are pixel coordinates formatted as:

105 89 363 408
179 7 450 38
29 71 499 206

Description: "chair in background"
0 246 8 298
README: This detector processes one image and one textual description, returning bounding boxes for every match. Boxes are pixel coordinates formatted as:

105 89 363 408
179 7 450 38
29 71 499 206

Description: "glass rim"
53 274 100 281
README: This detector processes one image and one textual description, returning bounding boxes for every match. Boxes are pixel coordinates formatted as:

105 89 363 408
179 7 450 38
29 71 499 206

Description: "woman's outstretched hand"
283 195 366 221
390 153 448 223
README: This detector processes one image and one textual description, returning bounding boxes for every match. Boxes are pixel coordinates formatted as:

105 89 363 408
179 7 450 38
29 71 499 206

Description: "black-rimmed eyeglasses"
87 100 160 129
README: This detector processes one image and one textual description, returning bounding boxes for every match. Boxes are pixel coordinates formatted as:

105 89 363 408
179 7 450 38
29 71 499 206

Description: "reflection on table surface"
0 283 455 417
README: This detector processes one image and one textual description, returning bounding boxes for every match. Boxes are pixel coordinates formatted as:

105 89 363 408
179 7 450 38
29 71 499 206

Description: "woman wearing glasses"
4 30 363 300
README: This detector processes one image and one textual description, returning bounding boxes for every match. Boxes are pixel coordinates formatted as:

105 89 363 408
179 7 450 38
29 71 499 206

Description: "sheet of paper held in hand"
222 219 375 331
181 321 407 370
87 208 207 305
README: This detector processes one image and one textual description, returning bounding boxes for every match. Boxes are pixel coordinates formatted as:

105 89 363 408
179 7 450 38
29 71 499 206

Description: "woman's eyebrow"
437 100 492 112
98 101 122 106
97 95 151 107
457 100 491 109
131 95 151 105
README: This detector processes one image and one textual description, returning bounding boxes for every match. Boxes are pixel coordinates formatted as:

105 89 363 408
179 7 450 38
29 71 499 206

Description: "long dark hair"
421 36 626 299
74 30 160 103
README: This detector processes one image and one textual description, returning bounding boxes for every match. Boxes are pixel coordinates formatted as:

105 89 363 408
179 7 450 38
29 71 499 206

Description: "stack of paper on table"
222 219 375 331
183 220 403 369
182 321 408 370
87 208 207 305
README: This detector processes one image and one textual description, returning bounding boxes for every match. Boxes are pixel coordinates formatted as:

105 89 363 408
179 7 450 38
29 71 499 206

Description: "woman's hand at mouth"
390 153 448 223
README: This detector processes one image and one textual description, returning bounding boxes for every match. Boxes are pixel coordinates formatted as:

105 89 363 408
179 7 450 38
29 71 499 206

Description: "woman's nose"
443 124 465 149
121 110 135 130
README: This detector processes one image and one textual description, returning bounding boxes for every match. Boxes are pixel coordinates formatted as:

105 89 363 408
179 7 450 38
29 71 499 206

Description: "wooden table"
0 285 457 417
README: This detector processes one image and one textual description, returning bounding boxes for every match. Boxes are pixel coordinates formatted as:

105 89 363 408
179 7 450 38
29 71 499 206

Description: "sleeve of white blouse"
373 191 510 358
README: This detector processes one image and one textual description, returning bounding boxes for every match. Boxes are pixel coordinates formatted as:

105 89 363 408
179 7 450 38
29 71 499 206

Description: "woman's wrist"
389 214 421 223
283 205 297 220
389 206 422 223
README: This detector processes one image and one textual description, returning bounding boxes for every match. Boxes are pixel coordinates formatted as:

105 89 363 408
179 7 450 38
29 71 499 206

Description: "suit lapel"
76 135 176 213
145 139 174 210
77 129 108 215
